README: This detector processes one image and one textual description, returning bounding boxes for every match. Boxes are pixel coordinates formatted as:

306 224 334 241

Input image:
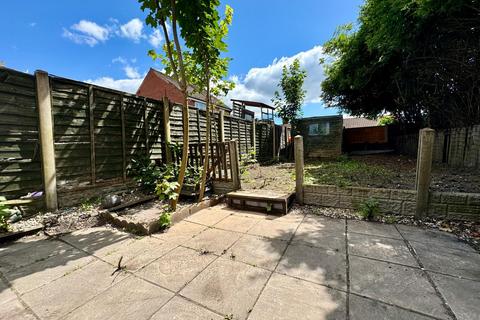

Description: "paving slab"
213 214 259 233
248 273 346 320
0 280 17 306
0 234 49 257
21 260 129 320
276 242 347 290
303 214 346 233
348 233 418 267
153 221 207 244
184 228 242 255
0 239 74 273
349 294 435 320
348 220 402 239
102 236 178 271
0 298 37 320
3 247 95 294
349 256 449 319
136 246 216 292
227 234 288 270
180 258 271 319
430 273 480 320
65 276 173 320
247 219 299 241
292 222 345 252
185 207 232 226
396 225 476 252
410 241 480 280
60 226 134 259
151 296 223 320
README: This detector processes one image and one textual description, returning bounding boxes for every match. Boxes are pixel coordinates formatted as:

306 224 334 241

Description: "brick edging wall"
303 184 480 221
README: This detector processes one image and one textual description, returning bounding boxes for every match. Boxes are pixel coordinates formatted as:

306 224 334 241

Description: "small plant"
384 215 399 224
184 166 202 186
156 179 179 201
0 197 10 232
130 156 162 193
358 198 380 221
158 212 172 229
80 197 100 211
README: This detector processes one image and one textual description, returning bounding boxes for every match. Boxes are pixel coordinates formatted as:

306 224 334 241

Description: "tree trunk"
198 80 211 202
171 94 189 210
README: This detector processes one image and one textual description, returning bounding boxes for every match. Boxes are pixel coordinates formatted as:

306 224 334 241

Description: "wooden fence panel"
51 78 91 188
0 68 42 199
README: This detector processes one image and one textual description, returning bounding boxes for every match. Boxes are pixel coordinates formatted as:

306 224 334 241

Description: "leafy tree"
175 1 234 202
140 0 191 210
272 59 307 124
378 115 396 126
321 0 480 129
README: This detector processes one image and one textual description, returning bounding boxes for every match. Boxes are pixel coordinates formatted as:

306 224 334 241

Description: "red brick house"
136 68 230 113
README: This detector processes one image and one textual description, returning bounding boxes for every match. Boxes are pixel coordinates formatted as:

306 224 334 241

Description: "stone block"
427 203 447 218
378 200 402 214
447 205 480 216
441 193 468 205
304 193 322 205
327 185 338 194
321 194 339 207
336 187 352 196
401 201 416 216
391 189 416 201
368 188 391 199
428 192 442 204
338 195 354 209
352 187 370 197
467 194 480 206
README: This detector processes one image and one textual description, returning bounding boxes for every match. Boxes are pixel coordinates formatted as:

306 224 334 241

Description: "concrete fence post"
251 119 256 158
415 128 435 218
219 110 225 142
229 140 241 190
295 135 304 205
163 97 172 163
35 70 58 211
272 121 276 160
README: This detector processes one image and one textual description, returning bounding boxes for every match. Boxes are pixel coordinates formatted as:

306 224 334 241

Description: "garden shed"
295 115 343 158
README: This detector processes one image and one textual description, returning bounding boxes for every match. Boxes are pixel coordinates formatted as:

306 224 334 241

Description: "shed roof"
231 99 275 110
343 117 378 129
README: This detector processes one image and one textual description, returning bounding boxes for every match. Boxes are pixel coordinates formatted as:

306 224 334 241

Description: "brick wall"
303 184 480 221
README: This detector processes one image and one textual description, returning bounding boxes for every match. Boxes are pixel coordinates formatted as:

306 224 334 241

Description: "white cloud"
63 20 110 46
29 22 37 27
119 18 145 42
112 56 127 64
124 66 141 79
224 46 327 107
85 77 143 94
149 29 164 48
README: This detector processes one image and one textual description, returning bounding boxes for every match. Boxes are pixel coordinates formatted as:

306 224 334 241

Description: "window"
244 114 253 121
308 122 330 136
195 101 206 110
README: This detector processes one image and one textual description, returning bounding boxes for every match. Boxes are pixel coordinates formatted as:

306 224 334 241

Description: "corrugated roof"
343 117 378 129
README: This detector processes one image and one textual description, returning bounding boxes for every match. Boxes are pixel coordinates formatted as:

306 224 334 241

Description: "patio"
0 204 479 320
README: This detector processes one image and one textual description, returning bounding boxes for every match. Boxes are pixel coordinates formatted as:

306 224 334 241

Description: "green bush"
358 198 381 221
130 156 162 193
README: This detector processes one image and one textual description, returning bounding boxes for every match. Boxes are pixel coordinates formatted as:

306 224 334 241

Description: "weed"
156 180 179 201
0 197 10 232
130 156 162 193
80 197 100 211
384 215 399 224
224 314 234 320
358 198 381 221
158 212 172 229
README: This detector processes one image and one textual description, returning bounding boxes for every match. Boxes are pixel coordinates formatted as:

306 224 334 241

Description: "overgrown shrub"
130 156 162 193
358 198 380 221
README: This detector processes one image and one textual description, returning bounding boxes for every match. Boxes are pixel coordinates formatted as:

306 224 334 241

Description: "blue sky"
0 0 363 118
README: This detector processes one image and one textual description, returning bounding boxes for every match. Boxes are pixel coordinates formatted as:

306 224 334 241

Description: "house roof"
150 68 229 109
343 117 378 129
231 99 275 110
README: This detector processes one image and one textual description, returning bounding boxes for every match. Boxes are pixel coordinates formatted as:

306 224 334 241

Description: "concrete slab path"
0 204 479 320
